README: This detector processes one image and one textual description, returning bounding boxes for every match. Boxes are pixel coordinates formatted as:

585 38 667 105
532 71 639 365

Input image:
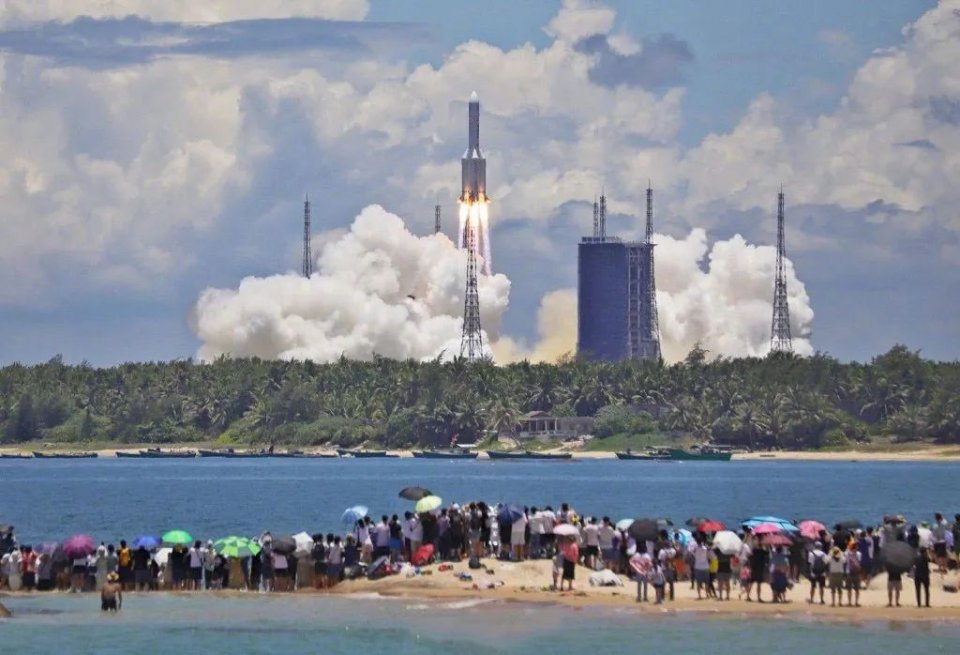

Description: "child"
738 562 752 600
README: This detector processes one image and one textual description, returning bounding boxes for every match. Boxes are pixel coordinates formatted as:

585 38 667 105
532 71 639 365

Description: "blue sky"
0 0 956 365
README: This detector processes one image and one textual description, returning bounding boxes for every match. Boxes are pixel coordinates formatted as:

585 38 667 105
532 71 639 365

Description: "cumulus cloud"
0 0 370 25
193 205 510 362
575 33 693 89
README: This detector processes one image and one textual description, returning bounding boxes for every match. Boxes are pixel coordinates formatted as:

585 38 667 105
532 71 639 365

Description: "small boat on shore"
666 446 733 461
615 449 671 461
293 452 340 459
486 451 573 461
197 449 267 458
32 451 98 459
336 449 398 458
412 450 478 459
0 453 33 459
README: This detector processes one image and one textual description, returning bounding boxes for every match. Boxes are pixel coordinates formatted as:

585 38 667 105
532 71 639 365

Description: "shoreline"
3 446 960 462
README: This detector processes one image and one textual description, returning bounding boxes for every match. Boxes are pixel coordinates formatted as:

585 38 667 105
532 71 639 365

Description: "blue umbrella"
672 528 693 546
132 535 161 549
497 504 525 525
742 516 799 532
342 505 369 526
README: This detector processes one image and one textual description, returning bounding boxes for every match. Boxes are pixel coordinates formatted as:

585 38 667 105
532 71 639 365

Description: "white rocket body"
460 91 486 203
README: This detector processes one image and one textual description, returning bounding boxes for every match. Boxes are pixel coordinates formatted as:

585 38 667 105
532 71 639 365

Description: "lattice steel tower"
770 188 793 353
460 220 483 360
640 183 662 361
302 194 312 278
434 203 441 234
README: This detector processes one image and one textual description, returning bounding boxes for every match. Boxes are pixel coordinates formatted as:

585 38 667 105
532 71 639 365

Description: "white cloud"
544 0 615 43
0 1 369 25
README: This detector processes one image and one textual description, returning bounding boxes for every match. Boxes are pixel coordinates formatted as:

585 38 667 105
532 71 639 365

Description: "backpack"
468 555 482 570
811 554 827 576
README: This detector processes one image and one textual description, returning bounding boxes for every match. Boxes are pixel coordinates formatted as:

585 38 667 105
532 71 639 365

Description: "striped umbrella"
213 536 261 558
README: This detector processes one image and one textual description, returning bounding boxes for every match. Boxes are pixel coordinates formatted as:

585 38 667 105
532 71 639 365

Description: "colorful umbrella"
743 517 798 532
672 528 693 546
698 520 726 533
750 523 784 535
553 524 579 537
686 517 710 528
616 518 634 531
342 505 368 526
798 520 826 540
415 495 443 513
712 530 743 555
399 486 433 501
213 536 261 559
63 534 95 558
760 533 793 546
133 535 161 549
162 529 193 545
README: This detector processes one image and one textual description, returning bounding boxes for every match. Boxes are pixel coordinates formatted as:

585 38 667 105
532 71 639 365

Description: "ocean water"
1 593 958 655
0 458 955 544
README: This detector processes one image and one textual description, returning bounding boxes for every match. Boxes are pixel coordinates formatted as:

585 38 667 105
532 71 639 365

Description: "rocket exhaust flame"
458 198 491 275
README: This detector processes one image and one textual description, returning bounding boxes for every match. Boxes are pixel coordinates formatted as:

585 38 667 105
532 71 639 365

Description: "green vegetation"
0 345 957 450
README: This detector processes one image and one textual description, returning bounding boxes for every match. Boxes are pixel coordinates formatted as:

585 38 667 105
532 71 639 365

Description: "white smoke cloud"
193 205 510 362
497 229 814 363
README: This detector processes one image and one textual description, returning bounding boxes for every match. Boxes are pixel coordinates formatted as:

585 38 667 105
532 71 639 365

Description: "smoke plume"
193 205 509 362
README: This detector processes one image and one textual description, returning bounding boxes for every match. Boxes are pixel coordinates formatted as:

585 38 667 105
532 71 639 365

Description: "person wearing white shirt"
807 542 828 605
598 517 617 572
373 516 391 560
187 541 205 591
407 514 423 560
511 511 529 561
583 518 601 570
529 507 545 558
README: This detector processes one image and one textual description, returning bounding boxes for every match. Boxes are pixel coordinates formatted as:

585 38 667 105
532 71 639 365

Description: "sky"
0 0 957 365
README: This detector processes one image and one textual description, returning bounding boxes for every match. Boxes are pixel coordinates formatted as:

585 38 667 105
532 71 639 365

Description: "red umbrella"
760 533 792 546
63 534 95 558
698 520 726 533
751 522 783 535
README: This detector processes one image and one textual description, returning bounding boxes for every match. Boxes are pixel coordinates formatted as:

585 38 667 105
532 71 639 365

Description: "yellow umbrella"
415 495 442 513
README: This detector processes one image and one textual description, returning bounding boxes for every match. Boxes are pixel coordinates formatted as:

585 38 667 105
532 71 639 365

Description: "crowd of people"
2 507 957 612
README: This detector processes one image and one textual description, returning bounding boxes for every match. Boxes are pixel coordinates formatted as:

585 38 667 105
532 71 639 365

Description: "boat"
140 449 198 459
412 450 478 459
293 452 340 459
615 449 671 461
115 451 143 458
197 449 268 458
666 446 732 461
31 451 98 459
486 451 573 460
0 453 33 459
336 449 398 458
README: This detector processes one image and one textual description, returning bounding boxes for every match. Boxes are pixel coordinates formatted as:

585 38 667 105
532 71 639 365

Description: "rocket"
460 91 486 203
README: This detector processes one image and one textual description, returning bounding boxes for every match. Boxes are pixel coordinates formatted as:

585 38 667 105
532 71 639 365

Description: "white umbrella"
712 530 743 556
153 547 171 566
616 518 634 531
292 531 314 556
554 524 579 537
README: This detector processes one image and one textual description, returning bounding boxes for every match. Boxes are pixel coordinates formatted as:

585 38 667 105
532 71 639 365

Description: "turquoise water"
1 593 958 654
1 458 957 543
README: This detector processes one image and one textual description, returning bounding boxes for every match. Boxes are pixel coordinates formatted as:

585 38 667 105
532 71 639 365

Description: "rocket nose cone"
470 90 479 102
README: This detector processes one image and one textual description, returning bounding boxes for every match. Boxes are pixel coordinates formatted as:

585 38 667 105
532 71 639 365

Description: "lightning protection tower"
434 203 442 234
639 183 662 361
460 220 483 360
302 194 312 278
770 188 793 353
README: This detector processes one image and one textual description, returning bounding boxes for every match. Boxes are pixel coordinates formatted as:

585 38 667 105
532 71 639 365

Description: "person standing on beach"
132 546 151 591
374 516 391 561
692 538 714 600
559 536 579 592
714 546 732 601
914 546 931 607
932 513 949 574
630 546 653 602
100 572 122 612
844 542 862 606
807 541 827 605
598 518 617 572
326 536 343 587
583 518 600 570
827 546 845 607
748 542 768 602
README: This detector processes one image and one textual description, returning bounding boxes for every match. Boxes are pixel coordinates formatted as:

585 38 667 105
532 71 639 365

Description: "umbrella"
672 528 694 546
162 529 193 545
686 517 710 528
553 524 579 537
497 504 525 524
342 505 368 526
656 518 674 528
35 542 60 555
415 495 443 514
884 514 907 525
798 520 826 540
213 536 261 559
835 520 863 531
628 519 660 542
712 530 743 555
743 517 798 533
616 518 634 531
760 533 792 547
133 535 161 550
154 547 171 566
399 486 433 501
698 520 726 533
63 534 95 558
271 536 297 555
750 523 785 535
292 532 314 556
883 541 916 574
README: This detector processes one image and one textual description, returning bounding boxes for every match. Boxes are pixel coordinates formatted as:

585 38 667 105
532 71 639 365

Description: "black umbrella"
883 514 907 525
399 486 433 501
685 517 710 528
883 541 916 574
271 536 297 555
835 520 863 531
629 519 660 542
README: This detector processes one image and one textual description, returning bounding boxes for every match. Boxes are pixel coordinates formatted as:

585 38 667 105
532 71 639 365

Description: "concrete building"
516 411 595 441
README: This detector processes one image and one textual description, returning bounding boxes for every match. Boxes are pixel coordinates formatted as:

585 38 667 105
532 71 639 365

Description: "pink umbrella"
63 534 95 558
751 523 783 535
798 520 825 540
760 533 792 546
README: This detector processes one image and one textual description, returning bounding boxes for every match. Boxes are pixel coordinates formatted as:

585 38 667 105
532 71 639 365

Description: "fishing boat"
615 449 671 461
666 446 733 461
0 453 32 459
140 449 198 458
336 449 398 458
293 452 340 458
486 450 573 460
31 451 98 459
412 449 478 459
197 449 267 458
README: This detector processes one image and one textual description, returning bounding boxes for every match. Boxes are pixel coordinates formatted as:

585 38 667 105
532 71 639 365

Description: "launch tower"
770 188 793 353
302 194 312 278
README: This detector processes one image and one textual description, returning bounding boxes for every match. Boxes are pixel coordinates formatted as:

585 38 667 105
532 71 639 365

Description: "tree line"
0 345 957 450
